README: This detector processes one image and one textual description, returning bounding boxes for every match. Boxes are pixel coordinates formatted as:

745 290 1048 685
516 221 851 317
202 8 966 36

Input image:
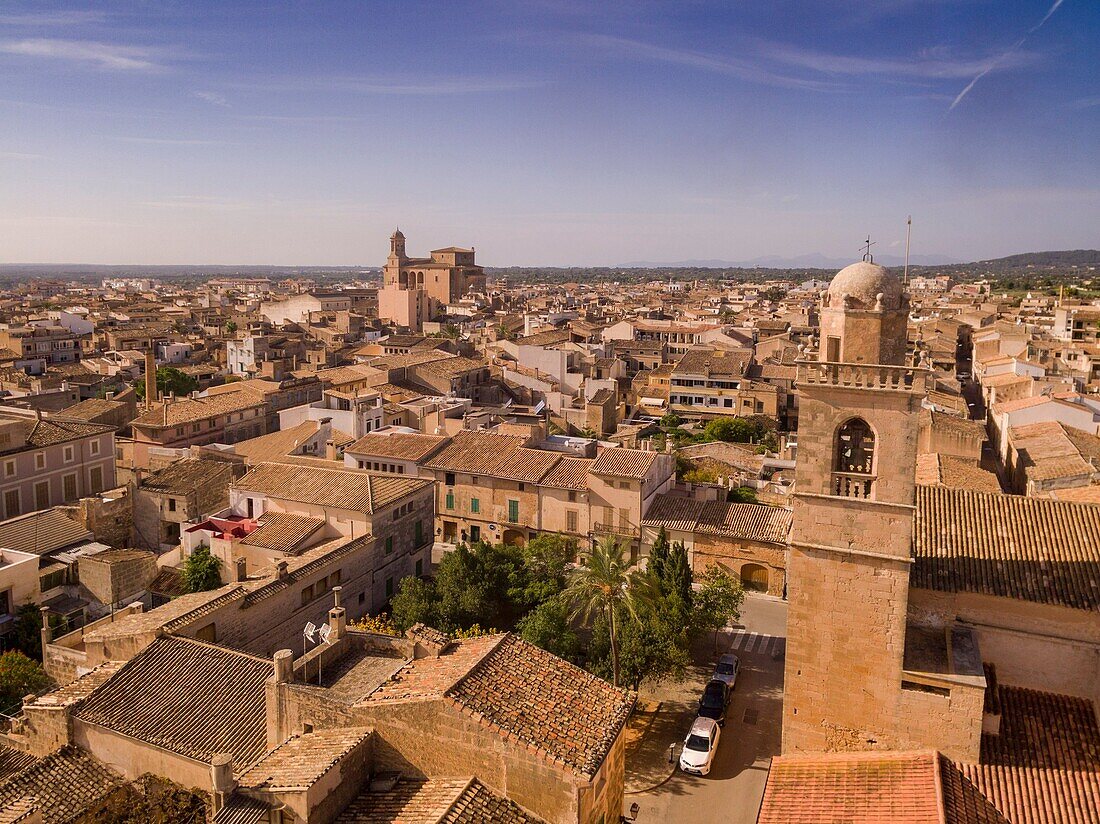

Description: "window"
385 536 393 555
392 508 400 522
415 520 423 545
89 466 103 493
4 490 19 519
445 472 455 486
90 440 99 456
168 498 177 512
826 336 841 362
507 499 519 523
415 559 423 577
568 491 577 503
34 481 50 510
385 577 394 598
566 510 578 532
62 473 77 501
835 418 876 474
63 446 73 462
518 483 525 492
358 592 365 605
445 492 455 510
34 453 45 470
3 461 13 478
470 497 480 514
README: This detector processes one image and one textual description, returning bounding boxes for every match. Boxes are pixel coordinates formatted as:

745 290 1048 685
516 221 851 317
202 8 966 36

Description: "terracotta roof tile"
75 635 273 768
590 447 656 480
239 511 325 553
345 432 449 462
239 727 372 791
234 462 431 514
0 747 123 824
912 487 1100 612
444 634 635 777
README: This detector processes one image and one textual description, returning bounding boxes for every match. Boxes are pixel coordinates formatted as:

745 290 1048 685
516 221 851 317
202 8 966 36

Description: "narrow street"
624 594 786 824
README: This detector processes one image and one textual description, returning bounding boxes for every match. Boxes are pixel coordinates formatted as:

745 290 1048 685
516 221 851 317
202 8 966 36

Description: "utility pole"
903 216 912 287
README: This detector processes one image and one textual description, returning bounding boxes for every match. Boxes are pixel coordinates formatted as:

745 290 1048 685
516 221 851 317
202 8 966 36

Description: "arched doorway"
502 529 527 548
740 563 769 593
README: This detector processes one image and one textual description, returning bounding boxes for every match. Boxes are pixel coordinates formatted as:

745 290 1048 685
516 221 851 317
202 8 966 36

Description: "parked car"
697 679 731 725
712 654 740 690
679 716 721 776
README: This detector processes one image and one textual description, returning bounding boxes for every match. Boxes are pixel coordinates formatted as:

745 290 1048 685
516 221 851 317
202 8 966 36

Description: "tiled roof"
938 759 1013 824
345 432 449 462
234 462 431 514
28 661 125 709
239 727 372 791
759 750 947 824
131 390 266 429
442 779 545 823
0 746 37 784
958 677 1100 824
240 511 325 553
912 486 1100 612
445 634 635 777
541 456 594 490
75 635 273 767
242 535 372 606
422 430 530 476
0 747 123 824
914 454 1002 493
673 347 751 378
363 634 501 706
140 457 235 495
0 415 113 453
336 777 544 824
641 493 792 545
0 509 91 556
590 447 656 479
229 420 324 465
335 777 471 823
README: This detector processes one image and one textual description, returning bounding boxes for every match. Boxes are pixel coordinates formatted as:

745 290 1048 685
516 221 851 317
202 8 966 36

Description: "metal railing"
592 521 641 539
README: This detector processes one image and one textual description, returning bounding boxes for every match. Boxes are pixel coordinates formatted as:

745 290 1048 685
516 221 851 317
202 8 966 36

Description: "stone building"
377 230 486 332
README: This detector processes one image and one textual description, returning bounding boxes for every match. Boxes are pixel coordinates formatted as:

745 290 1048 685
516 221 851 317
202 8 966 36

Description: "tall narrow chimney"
144 349 157 409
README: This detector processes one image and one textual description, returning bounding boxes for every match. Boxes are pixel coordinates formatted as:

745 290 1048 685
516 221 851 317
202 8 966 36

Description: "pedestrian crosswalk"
727 630 785 657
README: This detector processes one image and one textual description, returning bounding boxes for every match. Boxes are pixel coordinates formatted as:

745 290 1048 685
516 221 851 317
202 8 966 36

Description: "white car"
679 716 721 776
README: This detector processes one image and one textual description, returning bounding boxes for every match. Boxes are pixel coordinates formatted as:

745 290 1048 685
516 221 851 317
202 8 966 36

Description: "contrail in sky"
949 0 1065 111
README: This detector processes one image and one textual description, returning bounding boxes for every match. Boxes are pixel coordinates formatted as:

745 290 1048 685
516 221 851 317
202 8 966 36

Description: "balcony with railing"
797 361 927 393
592 521 641 539
831 472 876 499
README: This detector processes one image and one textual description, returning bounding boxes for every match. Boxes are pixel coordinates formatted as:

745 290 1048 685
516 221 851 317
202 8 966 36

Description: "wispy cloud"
0 151 44 160
1072 96 1100 109
0 10 108 26
755 41 1040 80
0 38 166 71
193 90 229 107
570 34 842 92
949 0 1064 111
224 75 546 96
114 136 228 146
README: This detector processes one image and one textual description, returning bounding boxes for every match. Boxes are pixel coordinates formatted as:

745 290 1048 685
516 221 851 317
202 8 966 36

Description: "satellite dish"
318 624 332 644
303 621 317 643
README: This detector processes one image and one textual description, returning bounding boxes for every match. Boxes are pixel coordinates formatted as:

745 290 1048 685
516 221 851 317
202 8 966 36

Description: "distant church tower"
782 258 927 753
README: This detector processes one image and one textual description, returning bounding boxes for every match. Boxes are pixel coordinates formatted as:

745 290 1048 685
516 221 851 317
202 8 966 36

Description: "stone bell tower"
782 257 927 754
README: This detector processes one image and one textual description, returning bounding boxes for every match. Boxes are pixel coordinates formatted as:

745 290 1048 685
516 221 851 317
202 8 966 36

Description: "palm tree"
564 535 651 687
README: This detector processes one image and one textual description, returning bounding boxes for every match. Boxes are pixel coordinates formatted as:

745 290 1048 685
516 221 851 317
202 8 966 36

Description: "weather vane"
861 235 876 263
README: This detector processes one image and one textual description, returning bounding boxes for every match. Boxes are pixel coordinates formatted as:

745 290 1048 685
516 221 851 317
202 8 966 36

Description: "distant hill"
620 253 957 269
970 250 1100 269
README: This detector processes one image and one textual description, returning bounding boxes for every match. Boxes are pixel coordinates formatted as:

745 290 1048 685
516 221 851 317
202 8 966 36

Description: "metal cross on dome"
861 236 876 263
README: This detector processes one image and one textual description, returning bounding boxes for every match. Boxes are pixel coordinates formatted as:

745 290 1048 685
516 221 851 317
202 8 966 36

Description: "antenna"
903 216 912 287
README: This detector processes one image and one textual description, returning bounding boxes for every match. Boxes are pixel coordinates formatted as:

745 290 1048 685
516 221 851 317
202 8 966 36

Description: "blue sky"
0 1 1096 266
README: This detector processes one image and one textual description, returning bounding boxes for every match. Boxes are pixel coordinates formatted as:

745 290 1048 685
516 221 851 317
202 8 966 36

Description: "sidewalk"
624 699 694 793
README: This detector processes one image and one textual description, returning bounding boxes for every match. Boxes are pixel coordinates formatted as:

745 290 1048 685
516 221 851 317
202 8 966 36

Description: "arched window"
835 418 876 475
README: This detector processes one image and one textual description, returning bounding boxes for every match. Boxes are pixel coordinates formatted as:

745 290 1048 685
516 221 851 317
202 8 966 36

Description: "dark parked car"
697 679 731 725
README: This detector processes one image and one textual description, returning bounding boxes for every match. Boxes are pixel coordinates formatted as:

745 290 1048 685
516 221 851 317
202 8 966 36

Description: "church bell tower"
782 257 927 753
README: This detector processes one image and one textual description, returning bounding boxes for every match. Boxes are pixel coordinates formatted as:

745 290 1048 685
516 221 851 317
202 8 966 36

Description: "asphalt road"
626 593 787 824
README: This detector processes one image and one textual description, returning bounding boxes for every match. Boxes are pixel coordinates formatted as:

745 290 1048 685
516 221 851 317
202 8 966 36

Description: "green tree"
659 413 681 429
515 533 576 607
648 528 670 583
517 598 580 661
181 545 221 593
563 536 651 687
390 576 438 631
133 367 199 401
727 486 758 503
692 567 745 651
703 416 755 443
661 541 693 614
0 650 49 710
224 321 238 334
434 542 523 631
